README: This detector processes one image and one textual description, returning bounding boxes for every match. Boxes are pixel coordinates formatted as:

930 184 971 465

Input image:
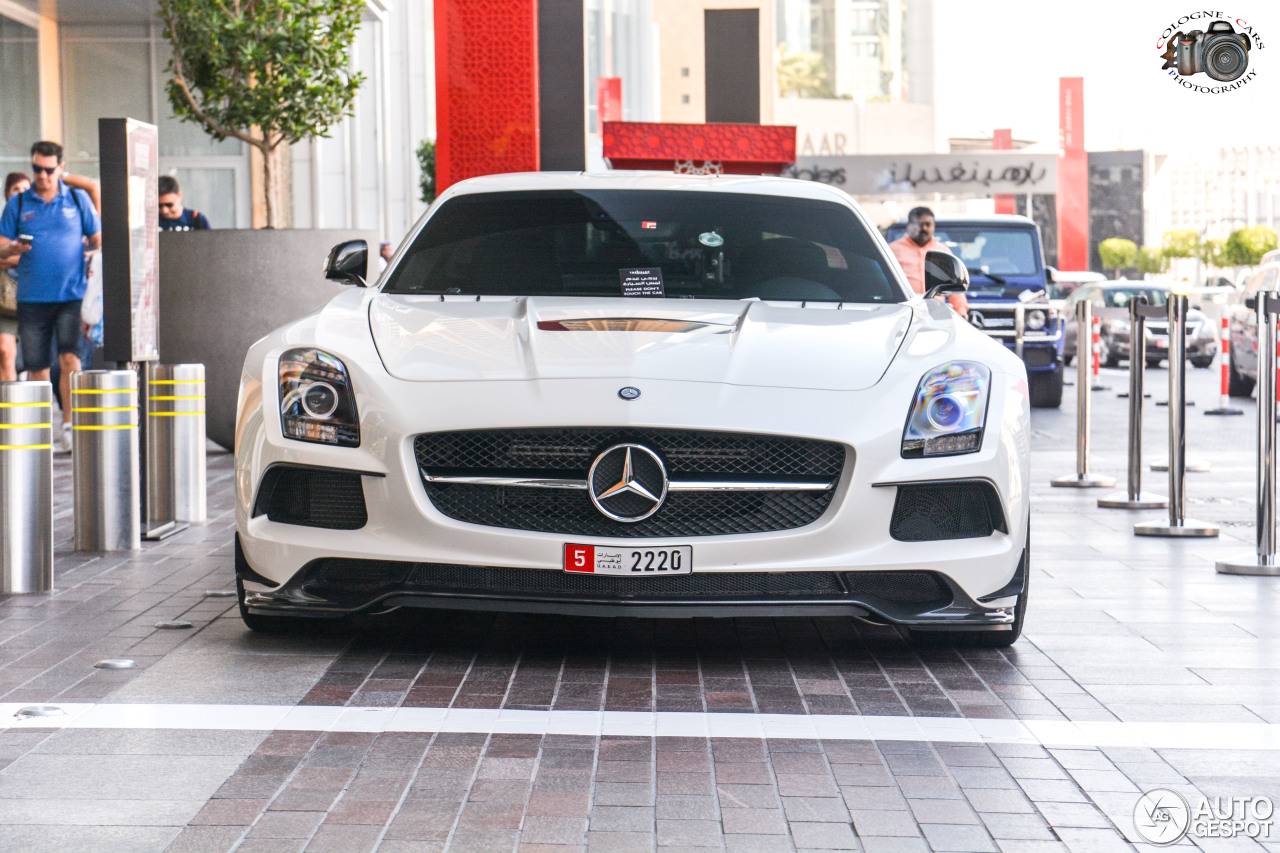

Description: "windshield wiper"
967 267 1007 286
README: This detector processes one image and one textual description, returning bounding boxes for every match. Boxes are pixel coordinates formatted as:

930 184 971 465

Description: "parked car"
1046 270 1106 309
886 215 1063 409
234 172 1032 645
1227 262 1280 396
1062 282 1218 368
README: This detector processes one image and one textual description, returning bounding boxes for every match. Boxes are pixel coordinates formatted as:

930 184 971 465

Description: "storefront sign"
787 153 1057 196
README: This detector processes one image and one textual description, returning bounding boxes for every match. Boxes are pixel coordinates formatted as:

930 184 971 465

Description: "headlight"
901 361 990 458
1024 310 1046 331
279 348 360 446
1105 319 1130 334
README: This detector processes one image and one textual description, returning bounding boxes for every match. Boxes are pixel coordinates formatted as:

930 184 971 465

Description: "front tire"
235 536 310 634
1228 353 1255 397
1028 362 1064 408
1190 357 1213 369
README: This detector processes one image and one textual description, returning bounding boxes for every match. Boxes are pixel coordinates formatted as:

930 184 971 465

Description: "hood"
368 296 913 391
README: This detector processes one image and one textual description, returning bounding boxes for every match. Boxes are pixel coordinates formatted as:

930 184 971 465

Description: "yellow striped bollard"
148 364 206 524
1 381 53 592
72 370 140 551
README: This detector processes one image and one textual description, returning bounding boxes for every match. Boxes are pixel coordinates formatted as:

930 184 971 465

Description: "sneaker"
54 423 72 454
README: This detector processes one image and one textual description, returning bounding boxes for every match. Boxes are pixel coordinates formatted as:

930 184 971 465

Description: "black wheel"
1063 353 1074 367
1228 352 1256 397
1147 358 1163 368
1190 357 1213 369
1100 336 1120 368
909 529 1029 648
1028 362 1064 408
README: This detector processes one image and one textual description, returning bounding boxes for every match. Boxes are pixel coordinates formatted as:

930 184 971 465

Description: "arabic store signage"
788 153 1057 196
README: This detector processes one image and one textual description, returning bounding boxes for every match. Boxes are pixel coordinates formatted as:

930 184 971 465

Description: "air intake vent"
889 480 1006 542
253 466 367 530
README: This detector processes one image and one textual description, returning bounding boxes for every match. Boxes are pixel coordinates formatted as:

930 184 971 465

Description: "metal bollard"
1098 298 1168 510
1205 312 1243 416
1 382 54 593
1135 294 1218 538
73 370 140 551
147 364 206 525
1218 293 1280 574
1052 298 1116 488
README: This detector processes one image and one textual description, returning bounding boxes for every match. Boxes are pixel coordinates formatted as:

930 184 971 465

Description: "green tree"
158 0 366 228
1136 246 1167 276
1197 237 1226 268
1161 229 1201 259
776 45 835 98
416 139 437 205
1222 226 1278 267
1098 238 1138 278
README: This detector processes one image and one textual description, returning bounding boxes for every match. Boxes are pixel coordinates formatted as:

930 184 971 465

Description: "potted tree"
155 0 376 448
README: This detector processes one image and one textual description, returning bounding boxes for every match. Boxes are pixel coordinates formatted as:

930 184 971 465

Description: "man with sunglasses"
0 141 102 453
157 176 210 232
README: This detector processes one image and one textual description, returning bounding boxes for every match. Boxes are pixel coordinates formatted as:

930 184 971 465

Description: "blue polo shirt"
0 182 101 303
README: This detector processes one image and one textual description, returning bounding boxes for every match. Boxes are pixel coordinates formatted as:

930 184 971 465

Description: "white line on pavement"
3 703 1280 750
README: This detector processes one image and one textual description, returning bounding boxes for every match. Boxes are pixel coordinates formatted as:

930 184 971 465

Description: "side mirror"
924 251 969 299
1046 266 1058 283
324 240 368 287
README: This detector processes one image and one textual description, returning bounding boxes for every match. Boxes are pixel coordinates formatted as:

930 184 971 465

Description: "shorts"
0 315 17 338
17 300 83 372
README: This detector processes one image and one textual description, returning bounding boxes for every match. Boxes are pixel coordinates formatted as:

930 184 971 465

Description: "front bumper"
238 549 1023 630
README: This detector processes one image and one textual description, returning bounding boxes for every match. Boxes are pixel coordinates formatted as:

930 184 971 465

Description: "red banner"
1056 78 1088 270
602 121 796 174
992 128 1015 215
434 0 540 193
597 77 622 131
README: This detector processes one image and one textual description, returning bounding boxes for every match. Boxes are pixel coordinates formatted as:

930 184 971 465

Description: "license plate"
564 543 693 575
984 318 1014 328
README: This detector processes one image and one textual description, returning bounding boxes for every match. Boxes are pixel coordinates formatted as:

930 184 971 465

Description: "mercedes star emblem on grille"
618 386 641 400
968 311 985 329
587 444 668 522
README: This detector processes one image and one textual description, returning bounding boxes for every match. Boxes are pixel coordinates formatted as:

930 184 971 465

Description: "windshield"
383 190 906 303
1102 288 1168 308
932 227 1041 277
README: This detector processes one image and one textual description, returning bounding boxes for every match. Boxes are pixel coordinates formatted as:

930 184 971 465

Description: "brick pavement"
0 362 1279 851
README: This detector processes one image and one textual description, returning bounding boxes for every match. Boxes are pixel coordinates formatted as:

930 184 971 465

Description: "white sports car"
234 172 1031 645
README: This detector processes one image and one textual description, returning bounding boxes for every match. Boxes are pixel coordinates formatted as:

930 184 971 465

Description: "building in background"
0 0 435 241
1146 147 1280 243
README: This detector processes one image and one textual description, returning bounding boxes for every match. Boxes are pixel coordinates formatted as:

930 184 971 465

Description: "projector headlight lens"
902 361 990 458
279 348 360 446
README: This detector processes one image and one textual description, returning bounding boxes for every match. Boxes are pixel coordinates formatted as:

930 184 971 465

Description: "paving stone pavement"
1 360 1279 852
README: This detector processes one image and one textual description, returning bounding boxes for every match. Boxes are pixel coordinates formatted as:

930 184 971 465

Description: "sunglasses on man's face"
159 202 178 210
30 165 58 175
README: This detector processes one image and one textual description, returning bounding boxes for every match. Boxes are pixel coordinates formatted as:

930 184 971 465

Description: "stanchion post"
1135 294 1218 537
1099 298 1167 510
1053 298 1116 488
1205 312 1242 416
1218 293 1280 574
73 370 140 551
1 381 54 593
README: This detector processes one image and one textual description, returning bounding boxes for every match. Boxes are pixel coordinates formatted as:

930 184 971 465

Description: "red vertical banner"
992 128 1015 215
434 0 541 193
1056 77 1088 271
597 77 622 131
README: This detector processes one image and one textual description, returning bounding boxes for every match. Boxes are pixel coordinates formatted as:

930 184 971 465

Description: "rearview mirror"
324 240 368 287
924 251 969 299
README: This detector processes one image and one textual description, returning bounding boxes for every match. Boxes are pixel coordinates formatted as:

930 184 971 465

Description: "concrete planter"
158 228 378 450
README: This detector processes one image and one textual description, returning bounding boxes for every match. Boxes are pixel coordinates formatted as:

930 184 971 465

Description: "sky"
931 0 1280 154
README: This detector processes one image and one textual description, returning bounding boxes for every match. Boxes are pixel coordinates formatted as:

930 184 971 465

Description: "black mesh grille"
890 480 1006 542
415 428 844 537
253 466 367 530
302 559 845 599
843 571 952 606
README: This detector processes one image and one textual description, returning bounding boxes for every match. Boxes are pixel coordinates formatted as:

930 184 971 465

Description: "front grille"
415 428 844 537
298 559 954 612
889 480 1006 541
302 559 845 599
253 466 367 530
